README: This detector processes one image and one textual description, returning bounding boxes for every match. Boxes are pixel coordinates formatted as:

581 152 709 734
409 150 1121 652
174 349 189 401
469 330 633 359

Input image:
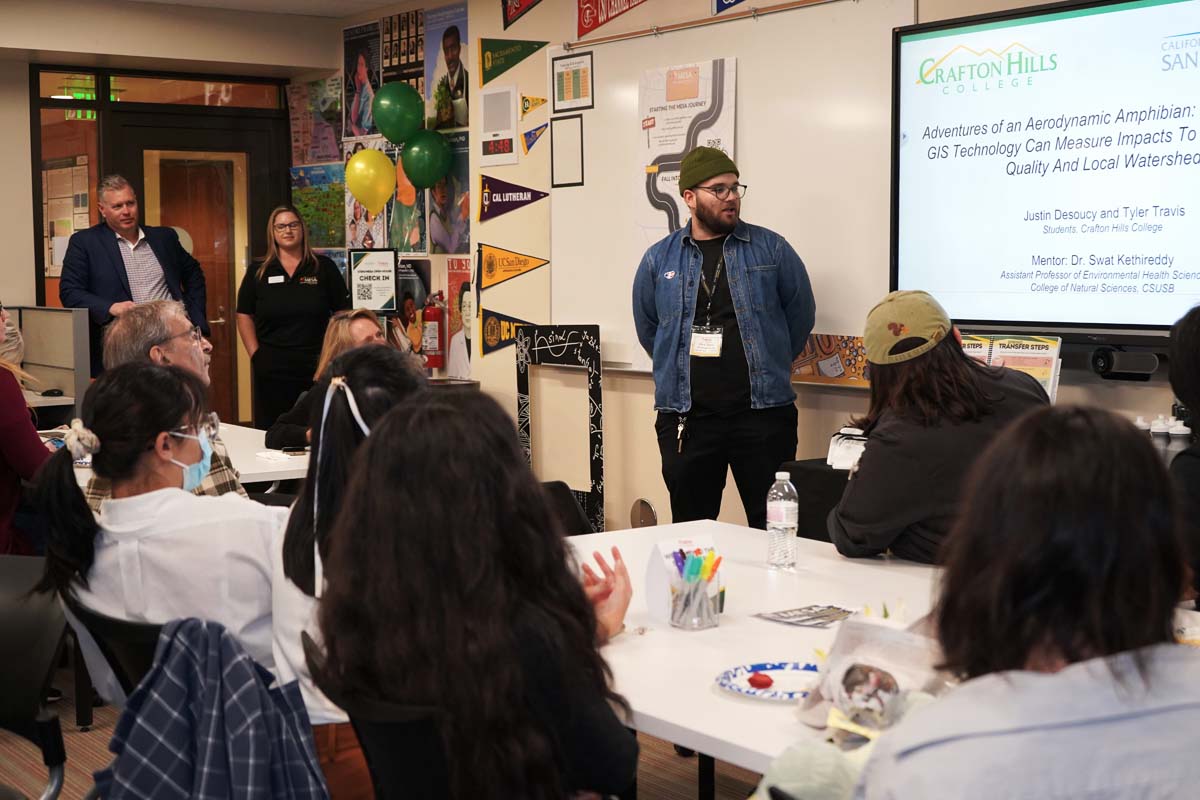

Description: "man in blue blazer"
60 174 208 376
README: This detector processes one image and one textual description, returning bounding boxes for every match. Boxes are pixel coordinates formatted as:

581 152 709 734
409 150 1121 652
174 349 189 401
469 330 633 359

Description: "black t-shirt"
689 235 751 415
236 255 351 356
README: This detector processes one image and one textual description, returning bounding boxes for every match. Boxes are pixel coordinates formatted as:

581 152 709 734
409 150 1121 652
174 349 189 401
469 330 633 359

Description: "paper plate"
715 661 819 702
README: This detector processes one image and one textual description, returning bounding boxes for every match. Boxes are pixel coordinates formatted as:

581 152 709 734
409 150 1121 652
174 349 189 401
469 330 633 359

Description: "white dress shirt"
270 526 347 726
71 488 287 702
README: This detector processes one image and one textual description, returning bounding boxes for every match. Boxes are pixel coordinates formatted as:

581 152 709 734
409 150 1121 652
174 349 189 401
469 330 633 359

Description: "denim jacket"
632 219 815 413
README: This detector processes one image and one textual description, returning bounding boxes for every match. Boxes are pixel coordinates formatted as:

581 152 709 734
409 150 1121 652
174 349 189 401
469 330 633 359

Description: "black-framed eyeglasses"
694 183 748 200
273 221 302 232
158 324 203 347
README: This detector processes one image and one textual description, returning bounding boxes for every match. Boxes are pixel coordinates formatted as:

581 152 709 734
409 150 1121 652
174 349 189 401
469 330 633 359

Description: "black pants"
656 404 798 530
251 346 318 430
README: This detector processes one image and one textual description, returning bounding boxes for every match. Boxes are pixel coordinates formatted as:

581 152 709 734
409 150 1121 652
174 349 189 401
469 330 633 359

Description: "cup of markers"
669 549 723 631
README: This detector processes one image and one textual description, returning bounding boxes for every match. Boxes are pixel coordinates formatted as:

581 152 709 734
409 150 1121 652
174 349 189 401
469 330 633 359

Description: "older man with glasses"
632 146 816 530
80 299 246 512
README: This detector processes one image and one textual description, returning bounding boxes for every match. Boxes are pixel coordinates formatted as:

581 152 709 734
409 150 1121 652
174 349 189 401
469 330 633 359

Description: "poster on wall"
286 76 343 165
637 57 736 238
578 0 648 38
394 258 432 354
447 257 472 379
315 248 349 286
344 137 389 249
480 85 519 167
343 22 381 139
42 155 88 277
349 249 397 311
551 51 594 113
430 131 470 254
425 2 469 130
290 163 346 248
503 0 545 29
385 144 427 254
382 10 425 93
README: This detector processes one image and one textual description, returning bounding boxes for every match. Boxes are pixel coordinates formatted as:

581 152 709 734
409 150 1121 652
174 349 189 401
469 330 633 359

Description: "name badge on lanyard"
690 251 725 357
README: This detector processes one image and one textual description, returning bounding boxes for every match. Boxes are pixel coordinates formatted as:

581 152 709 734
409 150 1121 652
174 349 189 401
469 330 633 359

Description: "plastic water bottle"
766 472 798 569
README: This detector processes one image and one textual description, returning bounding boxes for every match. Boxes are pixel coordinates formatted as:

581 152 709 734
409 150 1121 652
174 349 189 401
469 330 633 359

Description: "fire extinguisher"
421 290 446 368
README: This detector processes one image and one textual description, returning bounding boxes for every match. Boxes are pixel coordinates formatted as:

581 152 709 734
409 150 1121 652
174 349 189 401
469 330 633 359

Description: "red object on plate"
748 671 774 689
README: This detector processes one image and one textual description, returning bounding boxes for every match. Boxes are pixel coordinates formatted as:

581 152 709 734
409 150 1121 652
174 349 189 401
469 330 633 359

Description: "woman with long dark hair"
855 406 1200 798
316 391 639 798
273 345 425 798
1167 304 1200 604
33 362 284 696
236 205 351 429
827 291 1047 562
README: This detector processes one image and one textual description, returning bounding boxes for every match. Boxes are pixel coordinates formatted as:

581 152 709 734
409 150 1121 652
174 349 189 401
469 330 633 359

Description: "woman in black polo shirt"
236 206 351 429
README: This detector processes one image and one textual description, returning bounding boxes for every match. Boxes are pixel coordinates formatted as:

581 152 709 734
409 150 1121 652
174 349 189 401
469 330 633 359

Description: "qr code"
355 284 372 302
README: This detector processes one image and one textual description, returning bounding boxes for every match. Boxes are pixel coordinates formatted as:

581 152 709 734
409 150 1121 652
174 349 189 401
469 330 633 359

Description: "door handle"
208 304 226 326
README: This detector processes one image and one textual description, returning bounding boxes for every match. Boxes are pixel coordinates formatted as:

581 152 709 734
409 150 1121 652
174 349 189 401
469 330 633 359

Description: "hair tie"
64 418 100 459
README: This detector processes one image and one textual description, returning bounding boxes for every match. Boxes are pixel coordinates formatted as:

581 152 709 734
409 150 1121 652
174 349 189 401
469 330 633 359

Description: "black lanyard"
698 253 725 327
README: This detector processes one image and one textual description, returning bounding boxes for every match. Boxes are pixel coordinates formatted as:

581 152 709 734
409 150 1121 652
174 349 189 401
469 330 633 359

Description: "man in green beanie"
632 146 815 529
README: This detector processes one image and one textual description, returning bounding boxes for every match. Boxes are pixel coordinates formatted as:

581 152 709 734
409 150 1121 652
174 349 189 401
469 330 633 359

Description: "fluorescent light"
50 94 72 99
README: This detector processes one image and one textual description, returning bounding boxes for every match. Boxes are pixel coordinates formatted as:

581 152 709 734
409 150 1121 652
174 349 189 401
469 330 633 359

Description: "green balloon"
373 82 424 146
401 130 453 189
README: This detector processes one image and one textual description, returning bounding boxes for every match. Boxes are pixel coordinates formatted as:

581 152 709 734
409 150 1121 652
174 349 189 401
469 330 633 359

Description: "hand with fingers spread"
581 546 632 643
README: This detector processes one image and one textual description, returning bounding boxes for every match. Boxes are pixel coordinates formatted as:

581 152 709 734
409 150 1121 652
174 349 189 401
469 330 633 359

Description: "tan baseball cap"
863 291 951 366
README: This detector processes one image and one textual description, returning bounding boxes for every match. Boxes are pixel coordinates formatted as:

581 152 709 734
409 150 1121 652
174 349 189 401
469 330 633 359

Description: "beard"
694 199 739 236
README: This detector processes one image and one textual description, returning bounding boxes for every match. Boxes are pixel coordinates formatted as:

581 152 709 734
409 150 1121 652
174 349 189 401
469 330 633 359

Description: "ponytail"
32 447 100 596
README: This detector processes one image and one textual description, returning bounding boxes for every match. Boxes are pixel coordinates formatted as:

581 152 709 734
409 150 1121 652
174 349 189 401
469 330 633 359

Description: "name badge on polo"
298 276 319 285
689 325 722 357
268 275 284 284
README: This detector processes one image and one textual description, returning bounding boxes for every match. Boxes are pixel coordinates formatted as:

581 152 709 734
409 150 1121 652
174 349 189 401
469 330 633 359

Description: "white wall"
0 60 34 305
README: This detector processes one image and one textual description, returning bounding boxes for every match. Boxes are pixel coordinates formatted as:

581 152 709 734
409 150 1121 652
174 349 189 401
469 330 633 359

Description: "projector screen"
893 0 1200 335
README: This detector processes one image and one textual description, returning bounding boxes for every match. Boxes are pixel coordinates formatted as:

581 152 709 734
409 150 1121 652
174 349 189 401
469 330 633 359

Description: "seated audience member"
34 363 284 687
1167 305 1200 604
855 406 1200 799
828 291 1047 562
274 345 425 798
86 299 246 511
316 391 638 798
265 308 388 450
0 300 49 554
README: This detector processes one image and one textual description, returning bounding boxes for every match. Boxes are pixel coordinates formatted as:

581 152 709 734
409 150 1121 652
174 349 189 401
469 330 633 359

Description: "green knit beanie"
678 147 739 194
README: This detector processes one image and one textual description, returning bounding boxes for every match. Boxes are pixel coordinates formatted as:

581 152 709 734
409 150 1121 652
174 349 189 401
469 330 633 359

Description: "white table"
73 423 309 486
569 520 937 775
23 390 75 408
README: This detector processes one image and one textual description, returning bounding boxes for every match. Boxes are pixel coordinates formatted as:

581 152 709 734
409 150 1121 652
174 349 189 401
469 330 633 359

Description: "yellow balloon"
346 149 396 216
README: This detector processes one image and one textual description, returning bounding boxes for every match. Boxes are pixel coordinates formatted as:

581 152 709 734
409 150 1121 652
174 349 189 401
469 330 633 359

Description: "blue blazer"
59 223 208 375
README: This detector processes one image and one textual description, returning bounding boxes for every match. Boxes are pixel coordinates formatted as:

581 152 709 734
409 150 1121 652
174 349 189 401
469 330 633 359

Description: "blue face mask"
170 430 213 492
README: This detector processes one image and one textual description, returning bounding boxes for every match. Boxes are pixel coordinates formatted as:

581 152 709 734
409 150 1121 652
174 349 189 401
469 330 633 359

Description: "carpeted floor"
0 669 760 799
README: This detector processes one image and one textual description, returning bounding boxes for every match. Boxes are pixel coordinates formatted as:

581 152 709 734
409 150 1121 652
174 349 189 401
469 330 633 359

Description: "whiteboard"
550 0 914 371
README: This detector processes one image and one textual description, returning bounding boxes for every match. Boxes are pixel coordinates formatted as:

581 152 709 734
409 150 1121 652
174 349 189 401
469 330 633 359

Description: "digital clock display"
482 138 514 156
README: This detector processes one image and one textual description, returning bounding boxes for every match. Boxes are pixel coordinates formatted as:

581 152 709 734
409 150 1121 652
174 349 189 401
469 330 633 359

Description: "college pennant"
478 174 549 222
503 0 546 29
480 38 549 85
521 94 548 119
478 243 548 290
481 308 535 354
522 123 549 154
578 0 649 38
712 0 750 15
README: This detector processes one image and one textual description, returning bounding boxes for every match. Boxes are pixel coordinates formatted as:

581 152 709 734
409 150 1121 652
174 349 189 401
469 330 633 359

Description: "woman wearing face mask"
34 362 285 695
237 205 351 430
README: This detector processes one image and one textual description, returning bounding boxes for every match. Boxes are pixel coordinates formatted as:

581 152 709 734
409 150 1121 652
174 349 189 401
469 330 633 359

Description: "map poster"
636 58 736 243
290 163 345 248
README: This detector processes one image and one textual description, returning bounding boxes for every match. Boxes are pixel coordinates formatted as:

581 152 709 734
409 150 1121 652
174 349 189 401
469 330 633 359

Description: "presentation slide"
896 0 1200 328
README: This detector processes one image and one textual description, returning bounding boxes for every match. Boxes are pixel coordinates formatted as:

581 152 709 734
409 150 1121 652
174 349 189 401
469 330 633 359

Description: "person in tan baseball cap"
826 289 1049 564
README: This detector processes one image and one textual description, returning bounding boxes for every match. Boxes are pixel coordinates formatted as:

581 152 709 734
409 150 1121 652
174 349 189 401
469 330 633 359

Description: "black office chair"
779 459 848 543
542 480 593 536
302 633 447 800
62 595 163 697
0 556 68 800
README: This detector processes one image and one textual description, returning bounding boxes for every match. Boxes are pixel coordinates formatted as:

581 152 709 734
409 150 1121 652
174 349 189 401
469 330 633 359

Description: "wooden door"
157 158 237 423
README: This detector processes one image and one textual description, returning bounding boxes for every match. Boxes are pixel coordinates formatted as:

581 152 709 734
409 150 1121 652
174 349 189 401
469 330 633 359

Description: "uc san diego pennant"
480 38 548 85
479 174 548 222
522 123 548 154
478 243 548 290
481 308 535 355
